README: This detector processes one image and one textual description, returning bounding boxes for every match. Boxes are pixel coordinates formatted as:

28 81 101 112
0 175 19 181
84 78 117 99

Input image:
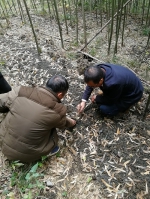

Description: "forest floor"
0 13 150 199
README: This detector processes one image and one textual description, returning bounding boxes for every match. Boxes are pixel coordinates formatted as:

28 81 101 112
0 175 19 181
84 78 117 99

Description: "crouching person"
0 75 76 163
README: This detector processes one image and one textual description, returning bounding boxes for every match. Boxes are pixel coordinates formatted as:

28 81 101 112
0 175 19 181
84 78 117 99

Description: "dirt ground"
0 14 150 199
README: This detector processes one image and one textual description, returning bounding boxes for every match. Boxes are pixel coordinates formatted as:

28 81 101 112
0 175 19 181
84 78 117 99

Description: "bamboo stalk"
6 0 14 15
121 0 126 46
0 22 3 28
95 0 98 24
80 0 133 51
62 0 68 34
46 0 52 20
53 0 64 48
146 29 150 46
146 0 150 25
114 0 124 54
141 0 146 24
142 91 150 120
17 0 26 23
11 0 18 15
22 0 41 55
0 1 9 25
68 0 72 27
30 0 36 11
108 0 115 55
2 0 9 17
81 0 87 48
75 0 79 45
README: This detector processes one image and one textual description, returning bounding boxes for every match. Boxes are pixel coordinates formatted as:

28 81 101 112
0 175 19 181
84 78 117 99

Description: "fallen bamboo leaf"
123 160 130 168
101 179 112 188
116 128 120 135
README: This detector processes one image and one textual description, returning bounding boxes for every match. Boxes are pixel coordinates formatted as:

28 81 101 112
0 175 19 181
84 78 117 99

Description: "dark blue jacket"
82 63 143 111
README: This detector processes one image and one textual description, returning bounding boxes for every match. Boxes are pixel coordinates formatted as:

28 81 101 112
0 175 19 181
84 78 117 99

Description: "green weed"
87 176 92 183
89 47 96 57
7 161 45 198
142 26 150 36
62 191 67 197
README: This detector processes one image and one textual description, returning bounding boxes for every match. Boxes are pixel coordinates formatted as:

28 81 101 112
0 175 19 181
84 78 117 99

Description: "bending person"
0 75 76 163
77 63 143 116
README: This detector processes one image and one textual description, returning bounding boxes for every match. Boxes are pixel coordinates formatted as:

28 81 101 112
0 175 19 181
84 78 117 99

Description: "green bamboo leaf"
30 162 39 173
87 177 92 183
25 173 31 181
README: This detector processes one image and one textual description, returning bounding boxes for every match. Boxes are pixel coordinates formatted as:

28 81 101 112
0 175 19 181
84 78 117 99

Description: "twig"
77 50 103 62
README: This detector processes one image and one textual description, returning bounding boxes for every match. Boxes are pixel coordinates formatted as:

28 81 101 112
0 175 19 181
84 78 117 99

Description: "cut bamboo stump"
143 90 150 120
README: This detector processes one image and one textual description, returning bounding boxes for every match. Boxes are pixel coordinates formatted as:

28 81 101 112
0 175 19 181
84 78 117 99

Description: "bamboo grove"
0 0 150 55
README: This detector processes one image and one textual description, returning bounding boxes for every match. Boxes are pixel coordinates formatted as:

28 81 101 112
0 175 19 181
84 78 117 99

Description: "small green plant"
67 52 76 60
87 176 92 183
89 47 96 57
142 26 150 36
112 55 119 64
127 60 139 68
9 161 45 198
62 191 67 197
0 59 6 66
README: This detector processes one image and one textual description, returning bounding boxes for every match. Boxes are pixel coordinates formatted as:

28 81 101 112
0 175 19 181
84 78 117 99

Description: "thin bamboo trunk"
0 1 9 25
0 22 3 28
22 0 41 55
147 32 150 46
146 0 150 25
99 0 103 27
46 0 52 20
68 0 72 27
17 0 26 23
141 0 146 24
121 0 126 46
2 0 9 17
62 0 68 34
108 0 115 54
90 0 92 20
114 0 123 54
30 0 36 11
53 0 64 48
81 0 87 48
6 0 14 15
75 0 79 45
11 0 18 15
95 0 98 25
80 0 133 51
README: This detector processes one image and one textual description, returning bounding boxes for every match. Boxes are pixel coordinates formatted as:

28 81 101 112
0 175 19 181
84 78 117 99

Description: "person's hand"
90 95 96 103
70 118 76 127
76 101 86 113
67 117 76 127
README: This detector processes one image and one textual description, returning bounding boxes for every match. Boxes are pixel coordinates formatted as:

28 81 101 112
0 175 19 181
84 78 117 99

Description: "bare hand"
90 95 96 103
70 118 76 127
76 101 86 113
67 117 76 127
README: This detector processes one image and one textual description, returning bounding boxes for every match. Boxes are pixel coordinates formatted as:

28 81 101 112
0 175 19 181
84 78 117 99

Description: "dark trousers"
100 104 119 116
0 72 11 94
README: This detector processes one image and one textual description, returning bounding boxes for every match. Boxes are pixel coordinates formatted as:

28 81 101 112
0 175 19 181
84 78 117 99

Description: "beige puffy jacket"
0 86 72 162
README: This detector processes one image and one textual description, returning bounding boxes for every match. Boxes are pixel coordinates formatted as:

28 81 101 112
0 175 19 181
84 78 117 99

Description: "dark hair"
84 64 104 84
46 75 69 93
